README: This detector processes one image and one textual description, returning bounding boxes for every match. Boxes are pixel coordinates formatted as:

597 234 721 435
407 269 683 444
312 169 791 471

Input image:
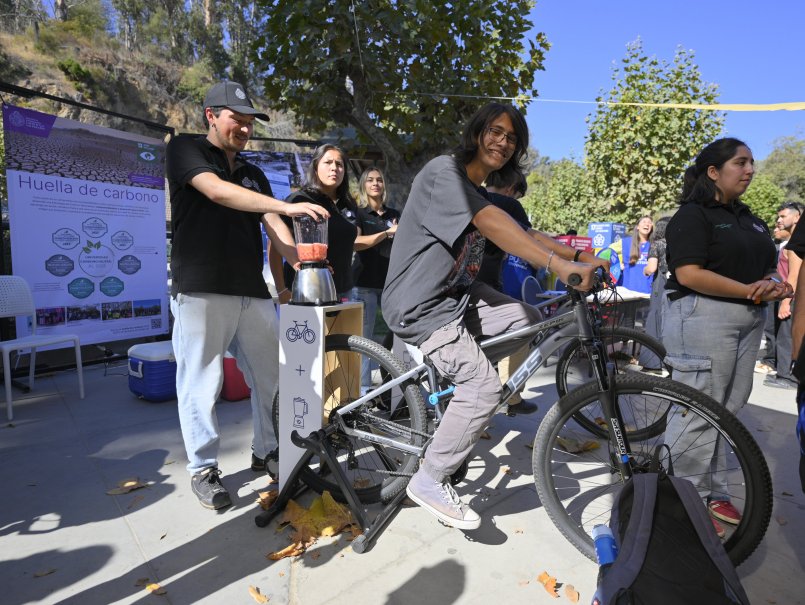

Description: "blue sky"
523 0 805 162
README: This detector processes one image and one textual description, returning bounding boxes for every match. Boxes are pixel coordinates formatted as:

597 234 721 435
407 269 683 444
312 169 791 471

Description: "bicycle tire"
272 334 428 504
556 327 670 439
532 373 772 566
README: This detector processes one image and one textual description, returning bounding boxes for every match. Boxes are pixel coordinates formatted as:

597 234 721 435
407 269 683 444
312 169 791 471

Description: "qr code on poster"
151 318 162 329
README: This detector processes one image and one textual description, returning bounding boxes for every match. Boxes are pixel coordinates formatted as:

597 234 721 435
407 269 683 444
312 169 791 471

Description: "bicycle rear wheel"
272 334 428 504
532 373 772 566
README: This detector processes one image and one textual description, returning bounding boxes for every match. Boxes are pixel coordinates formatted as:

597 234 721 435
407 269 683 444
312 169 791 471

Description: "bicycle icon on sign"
286 320 316 344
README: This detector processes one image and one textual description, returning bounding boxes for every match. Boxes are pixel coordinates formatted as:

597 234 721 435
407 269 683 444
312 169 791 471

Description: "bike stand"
255 426 408 554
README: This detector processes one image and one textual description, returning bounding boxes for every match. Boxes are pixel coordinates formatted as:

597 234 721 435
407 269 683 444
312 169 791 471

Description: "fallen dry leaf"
134 578 149 586
556 436 600 454
524 442 534 449
267 541 307 561
248 585 269 603
479 430 491 440
106 478 148 495
565 584 580 603
146 583 167 595
502 466 512 475
278 571 285 577
127 494 145 510
782 491 793 497
159 532 167 540
537 571 559 599
257 490 279 510
33 569 56 578
775 516 788 526
353 478 372 489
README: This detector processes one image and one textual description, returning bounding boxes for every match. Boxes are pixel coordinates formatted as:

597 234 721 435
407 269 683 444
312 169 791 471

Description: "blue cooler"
128 341 177 402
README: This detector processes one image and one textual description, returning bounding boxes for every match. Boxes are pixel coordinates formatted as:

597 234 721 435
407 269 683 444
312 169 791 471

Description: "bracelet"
573 249 582 262
546 250 555 272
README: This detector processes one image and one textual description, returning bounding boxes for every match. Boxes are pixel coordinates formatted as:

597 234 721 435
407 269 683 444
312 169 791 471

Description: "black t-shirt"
353 205 402 289
476 191 531 289
281 188 359 294
665 198 776 304
383 155 489 345
787 223 805 260
166 134 271 298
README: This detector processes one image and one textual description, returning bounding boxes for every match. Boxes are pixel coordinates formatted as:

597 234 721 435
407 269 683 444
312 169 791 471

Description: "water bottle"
592 524 618 579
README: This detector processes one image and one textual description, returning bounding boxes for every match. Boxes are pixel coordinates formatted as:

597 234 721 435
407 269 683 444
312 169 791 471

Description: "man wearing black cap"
166 81 329 509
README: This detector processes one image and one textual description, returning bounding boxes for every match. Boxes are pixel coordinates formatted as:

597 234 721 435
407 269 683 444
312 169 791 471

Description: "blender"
290 215 338 305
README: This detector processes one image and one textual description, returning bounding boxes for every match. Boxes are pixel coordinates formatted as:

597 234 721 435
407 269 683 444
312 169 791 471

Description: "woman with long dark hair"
662 137 790 537
270 144 359 302
383 103 601 529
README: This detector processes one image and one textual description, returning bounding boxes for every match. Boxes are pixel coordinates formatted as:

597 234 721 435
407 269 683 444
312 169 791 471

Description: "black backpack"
592 472 750 605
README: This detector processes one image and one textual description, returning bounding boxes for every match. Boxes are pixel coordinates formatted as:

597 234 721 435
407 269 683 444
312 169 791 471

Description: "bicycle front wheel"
532 373 772 566
272 334 428 504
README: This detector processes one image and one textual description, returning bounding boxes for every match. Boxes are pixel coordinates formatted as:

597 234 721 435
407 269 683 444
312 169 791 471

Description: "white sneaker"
406 469 481 530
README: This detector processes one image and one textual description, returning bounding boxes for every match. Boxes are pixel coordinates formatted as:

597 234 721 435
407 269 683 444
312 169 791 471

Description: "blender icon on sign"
293 396 309 428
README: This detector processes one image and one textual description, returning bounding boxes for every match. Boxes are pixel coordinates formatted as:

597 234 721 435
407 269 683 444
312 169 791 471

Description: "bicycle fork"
597 361 635 481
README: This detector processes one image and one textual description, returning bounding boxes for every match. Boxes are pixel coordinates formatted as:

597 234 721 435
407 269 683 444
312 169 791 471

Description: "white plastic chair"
0 276 84 420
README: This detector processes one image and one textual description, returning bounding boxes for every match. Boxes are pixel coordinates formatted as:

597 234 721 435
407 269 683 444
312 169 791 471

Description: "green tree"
741 173 786 227
584 39 724 225
758 135 805 204
251 0 549 204
521 158 591 234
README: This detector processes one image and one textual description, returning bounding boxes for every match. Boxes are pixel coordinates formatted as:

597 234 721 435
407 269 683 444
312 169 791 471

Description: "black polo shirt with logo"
353 205 402 289
665 198 776 304
166 134 271 299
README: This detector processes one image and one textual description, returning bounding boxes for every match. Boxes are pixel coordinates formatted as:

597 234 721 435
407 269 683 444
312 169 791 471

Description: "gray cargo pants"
418 281 542 482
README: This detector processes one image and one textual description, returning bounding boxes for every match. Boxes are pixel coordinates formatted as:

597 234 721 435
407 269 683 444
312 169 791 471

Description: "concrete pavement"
2 359 803 604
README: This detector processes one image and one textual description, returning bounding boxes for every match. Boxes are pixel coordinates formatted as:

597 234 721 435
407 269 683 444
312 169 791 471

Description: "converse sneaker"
191 467 231 510
709 500 742 525
406 469 481 530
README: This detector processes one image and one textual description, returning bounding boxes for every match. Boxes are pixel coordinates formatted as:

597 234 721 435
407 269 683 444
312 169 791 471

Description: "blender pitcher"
290 216 337 305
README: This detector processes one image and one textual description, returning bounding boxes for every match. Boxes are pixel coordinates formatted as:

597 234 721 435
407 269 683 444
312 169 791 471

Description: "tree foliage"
521 158 591 234
757 135 805 204
741 173 786 227
584 39 724 225
251 0 549 204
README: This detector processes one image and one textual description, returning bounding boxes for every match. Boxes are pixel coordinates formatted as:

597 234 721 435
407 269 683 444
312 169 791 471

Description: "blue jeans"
171 293 279 474
661 294 764 500
351 286 382 388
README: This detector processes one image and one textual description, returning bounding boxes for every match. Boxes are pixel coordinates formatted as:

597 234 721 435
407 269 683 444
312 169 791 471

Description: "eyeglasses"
485 126 518 147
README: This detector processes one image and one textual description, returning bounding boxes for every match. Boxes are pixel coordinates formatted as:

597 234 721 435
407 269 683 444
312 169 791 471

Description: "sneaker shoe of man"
506 400 539 416
754 361 776 375
711 516 726 539
709 500 742 525
763 375 797 389
191 467 232 510
406 469 481 530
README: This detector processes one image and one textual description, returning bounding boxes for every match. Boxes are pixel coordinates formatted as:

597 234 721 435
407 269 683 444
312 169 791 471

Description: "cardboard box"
588 222 627 249
128 341 176 402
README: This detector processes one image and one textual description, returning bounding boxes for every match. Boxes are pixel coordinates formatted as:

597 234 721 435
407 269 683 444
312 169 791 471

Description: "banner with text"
2 103 168 345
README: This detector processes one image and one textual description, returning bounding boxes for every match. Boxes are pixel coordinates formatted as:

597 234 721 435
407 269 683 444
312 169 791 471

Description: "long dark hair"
681 137 750 205
304 144 354 206
455 102 529 179
629 216 653 265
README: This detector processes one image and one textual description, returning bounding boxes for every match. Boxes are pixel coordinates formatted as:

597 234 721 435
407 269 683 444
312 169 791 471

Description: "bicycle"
267 272 771 564
286 319 316 344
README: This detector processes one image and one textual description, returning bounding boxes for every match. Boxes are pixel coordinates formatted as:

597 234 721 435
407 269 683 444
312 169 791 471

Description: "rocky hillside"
0 31 306 148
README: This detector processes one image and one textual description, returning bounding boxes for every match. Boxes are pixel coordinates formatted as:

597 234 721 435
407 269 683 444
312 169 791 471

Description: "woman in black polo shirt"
662 137 790 538
351 167 400 392
271 144 359 302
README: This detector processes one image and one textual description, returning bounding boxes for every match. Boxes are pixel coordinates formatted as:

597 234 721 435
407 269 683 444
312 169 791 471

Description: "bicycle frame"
329 284 631 464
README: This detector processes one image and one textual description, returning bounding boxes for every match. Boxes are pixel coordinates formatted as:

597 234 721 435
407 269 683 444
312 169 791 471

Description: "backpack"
592 472 750 605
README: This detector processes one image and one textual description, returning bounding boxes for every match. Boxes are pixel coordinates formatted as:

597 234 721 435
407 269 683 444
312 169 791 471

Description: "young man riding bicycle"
382 103 606 529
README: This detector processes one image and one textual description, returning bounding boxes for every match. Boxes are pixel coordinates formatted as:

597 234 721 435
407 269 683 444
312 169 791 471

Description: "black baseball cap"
202 81 269 121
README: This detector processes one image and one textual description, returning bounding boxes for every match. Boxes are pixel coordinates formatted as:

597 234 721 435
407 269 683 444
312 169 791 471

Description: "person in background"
755 225 790 375
383 102 602 530
270 144 359 303
167 81 328 509
662 137 789 537
351 167 400 393
622 216 654 294
765 202 804 389
784 208 805 494
641 214 672 369
476 165 539 415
